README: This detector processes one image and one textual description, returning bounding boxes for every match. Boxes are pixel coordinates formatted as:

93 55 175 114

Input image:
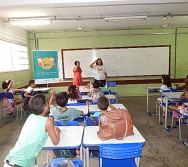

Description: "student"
3 94 60 167
89 81 105 101
158 75 172 117
168 90 188 116
67 85 81 103
90 96 116 117
49 91 84 121
23 80 36 112
73 61 83 86
89 58 108 87
2 80 24 104
176 75 188 90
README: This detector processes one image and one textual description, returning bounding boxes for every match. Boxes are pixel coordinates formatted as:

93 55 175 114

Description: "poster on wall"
32 50 59 84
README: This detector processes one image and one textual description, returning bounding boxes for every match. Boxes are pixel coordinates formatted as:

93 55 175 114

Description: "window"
0 40 29 72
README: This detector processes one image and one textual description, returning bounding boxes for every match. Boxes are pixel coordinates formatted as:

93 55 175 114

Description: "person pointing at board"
89 58 108 87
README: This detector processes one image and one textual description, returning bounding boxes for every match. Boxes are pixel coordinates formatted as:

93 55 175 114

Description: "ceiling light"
9 19 51 26
105 15 147 22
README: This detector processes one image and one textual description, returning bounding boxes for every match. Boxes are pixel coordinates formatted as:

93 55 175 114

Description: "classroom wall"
27 27 188 96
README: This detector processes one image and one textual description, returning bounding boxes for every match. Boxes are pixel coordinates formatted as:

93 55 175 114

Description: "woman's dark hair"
67 85 79 100
96 58 103 65
162 75 172 88
29 94 47 115
97 96 109 110
2 80 11 89
55 92 68 107
74 61 79 66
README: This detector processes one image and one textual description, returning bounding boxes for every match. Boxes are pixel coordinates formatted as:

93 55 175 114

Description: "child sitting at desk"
158 75 172 117
168 90 188 116
3 94 60 167
49 91 84 121
67 85 81 103
2 80 24 104
88 81 105 102
23 79 36 113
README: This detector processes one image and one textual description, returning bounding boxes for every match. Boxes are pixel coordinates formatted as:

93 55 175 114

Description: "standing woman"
89 58 108 87
73 61 83 86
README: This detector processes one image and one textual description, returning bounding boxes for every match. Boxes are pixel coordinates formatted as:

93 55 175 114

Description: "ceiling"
0 0 188 31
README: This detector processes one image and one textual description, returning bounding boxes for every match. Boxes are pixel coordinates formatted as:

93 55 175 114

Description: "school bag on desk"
97 109 134 140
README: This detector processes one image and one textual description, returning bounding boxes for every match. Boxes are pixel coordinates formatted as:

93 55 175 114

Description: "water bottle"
49 113 54 121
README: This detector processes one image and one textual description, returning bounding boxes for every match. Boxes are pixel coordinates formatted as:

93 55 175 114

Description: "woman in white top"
89 58 108 87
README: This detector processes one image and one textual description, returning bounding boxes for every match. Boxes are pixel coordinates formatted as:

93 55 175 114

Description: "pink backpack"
0 93 14 114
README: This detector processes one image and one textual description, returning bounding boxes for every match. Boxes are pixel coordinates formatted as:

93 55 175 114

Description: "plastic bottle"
49 113 54 121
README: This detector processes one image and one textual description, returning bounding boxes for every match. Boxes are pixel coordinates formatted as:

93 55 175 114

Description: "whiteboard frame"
61 45 171 79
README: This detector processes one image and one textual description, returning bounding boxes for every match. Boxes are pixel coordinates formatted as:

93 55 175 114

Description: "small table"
146 87 160 115
83 126 145 167
43 126 84 163
79 86 90 94
67 103 126 114
81 94 116 100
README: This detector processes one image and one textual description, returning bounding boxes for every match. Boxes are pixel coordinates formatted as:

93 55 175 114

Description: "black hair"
97 96 109 110
96 58 103 65
67 85 79 100
28 79 35 86
29 94 48 115
93 81 100 88
2 80 11 89
55 92 68 107
74 61 80 66
162 75 172 88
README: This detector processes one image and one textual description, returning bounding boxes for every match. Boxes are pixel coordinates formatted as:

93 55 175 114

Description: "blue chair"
171 111 188 146
67 102 86 106
86 116 99 126
73 117 85 122
99 143 145 167
65 121 79 126
49 157 82 167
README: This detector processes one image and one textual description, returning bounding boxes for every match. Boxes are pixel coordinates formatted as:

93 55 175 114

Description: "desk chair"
67 102 86 106
171 111 188 146
0 92 22 121
106 82 118 102
49 157 82 167
99 143 145 167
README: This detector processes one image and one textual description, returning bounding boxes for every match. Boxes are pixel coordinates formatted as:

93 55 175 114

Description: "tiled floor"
0 96 188 167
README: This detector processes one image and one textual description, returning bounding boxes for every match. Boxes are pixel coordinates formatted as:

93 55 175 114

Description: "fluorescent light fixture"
9 19 51 26
105 15 147 21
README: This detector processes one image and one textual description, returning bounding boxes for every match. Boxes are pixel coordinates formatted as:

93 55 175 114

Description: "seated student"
67 85 82 103
2 80 24 104
49 91 84 121
23 80 36 112
3 94 60 167
176 75 188 90
158 75 172 117
168 90 188 116
90 96 117 119
88 81 105 102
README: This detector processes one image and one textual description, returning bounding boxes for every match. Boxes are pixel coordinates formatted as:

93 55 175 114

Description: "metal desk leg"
80 145 83 162
146 88 149 113
86 147 89 167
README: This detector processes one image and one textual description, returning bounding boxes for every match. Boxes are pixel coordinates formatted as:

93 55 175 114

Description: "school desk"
83 126 145 167
67 103 126 114
43 126 84 163
146 87 160 115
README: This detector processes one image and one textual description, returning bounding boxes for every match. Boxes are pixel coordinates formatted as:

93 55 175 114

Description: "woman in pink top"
73 61 83 86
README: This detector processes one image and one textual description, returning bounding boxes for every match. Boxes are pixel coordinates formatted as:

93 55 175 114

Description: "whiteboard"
62 46 170 78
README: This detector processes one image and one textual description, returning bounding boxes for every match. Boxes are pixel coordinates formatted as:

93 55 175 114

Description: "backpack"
0 93 14 114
